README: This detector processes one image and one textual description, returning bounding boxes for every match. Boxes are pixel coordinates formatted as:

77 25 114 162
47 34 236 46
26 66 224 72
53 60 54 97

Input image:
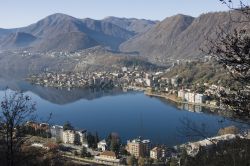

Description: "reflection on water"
0 75 249 146
0 73 128 104
180 104 203 113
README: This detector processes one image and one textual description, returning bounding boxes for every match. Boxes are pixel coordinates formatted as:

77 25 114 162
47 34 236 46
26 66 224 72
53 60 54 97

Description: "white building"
188 92 195 103
184 93 189 102
122 67 128 72
145 78 152 87
184 92 195 103
195 93 204 104
98 139 107 151
178 90 185 99
50 125 63 142
171 77 178 87
178 90 205 104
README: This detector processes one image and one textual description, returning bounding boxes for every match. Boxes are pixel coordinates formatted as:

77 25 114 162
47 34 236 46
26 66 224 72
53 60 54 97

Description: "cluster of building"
27 64 184 92
26 122 173 163
94 137 175 165
25 121 250 165
27 121 175 162
125 137 175 161
26 121 50 131
16 46 108 58
178 89 205 104
126 137 151 158
28 64 231 110
184 134 242 157
50 125 88 146
176 83 231 106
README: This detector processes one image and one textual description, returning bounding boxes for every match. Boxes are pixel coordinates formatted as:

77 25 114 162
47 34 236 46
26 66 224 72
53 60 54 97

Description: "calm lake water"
0 75 248 146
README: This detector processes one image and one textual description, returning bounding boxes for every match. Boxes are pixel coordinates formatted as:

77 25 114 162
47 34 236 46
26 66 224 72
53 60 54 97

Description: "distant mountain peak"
0 13 139 52
0 32 36 49
120 11 249 64
45 13 77 20
103 16 159 33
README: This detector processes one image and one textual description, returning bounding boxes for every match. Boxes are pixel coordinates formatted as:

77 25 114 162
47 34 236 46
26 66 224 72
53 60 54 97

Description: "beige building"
126 138 150 158
62 130 76 144
62 129 87 145
150 147 162 160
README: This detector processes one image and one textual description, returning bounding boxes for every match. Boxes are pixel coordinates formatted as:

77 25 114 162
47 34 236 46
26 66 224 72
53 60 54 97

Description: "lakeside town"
25 120 250 166
27 59 227 110
25 63 250 165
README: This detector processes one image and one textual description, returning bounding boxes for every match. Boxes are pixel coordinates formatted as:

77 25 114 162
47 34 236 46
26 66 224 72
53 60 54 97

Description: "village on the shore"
25 61 250 165
26 120 250 166
28 59 231 111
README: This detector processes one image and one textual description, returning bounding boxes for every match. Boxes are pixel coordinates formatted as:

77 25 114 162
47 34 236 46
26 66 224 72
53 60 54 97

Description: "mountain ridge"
1 11 249 66
120 11 250 64
0 13 157 52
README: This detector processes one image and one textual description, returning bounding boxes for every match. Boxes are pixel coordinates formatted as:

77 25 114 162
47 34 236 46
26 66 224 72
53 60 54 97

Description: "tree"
203 0 250 118
218 126 239 135
176 1 250 165
0 91 36 166
126 155 137 166
179 2 250 165
87 132 97 148
94 132 99 147
80 146 87 158
63 121 74 131
180 137 250 166
73 150 78 156
138 157 145 166
169 158 179 166
119 145 129 155
106 133 121 154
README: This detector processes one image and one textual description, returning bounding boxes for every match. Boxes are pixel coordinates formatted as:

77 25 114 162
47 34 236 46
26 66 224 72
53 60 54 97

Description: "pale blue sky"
0 0 229 28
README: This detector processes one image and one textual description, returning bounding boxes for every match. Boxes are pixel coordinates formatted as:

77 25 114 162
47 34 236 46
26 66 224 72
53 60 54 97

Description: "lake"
0 76 248 146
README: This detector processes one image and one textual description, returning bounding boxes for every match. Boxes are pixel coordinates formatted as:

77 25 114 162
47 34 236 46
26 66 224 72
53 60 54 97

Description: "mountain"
20 13 82 38
22 13 134 50
0 11 248 70
103 16 159 33
81 18 134 50
34 32 99 52
0 13 137 51
0 28 14 43
0 28 13 36
120 12 250 64
119 14 195 63
0 32 37 49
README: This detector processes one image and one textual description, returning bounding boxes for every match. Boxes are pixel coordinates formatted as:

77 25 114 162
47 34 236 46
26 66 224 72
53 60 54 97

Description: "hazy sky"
0 0 229 28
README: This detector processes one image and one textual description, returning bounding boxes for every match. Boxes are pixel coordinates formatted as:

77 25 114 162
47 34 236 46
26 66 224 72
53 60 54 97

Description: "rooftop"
128 137 150 144
100 151 116 158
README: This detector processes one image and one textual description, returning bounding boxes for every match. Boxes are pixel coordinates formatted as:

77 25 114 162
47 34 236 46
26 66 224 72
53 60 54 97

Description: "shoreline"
144 91 220 109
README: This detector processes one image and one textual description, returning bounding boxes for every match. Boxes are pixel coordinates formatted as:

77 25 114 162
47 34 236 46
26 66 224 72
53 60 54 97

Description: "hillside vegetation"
164 61 236 87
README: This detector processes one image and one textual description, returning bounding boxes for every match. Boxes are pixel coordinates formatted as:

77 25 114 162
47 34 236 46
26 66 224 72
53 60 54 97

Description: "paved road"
62 153 105 166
